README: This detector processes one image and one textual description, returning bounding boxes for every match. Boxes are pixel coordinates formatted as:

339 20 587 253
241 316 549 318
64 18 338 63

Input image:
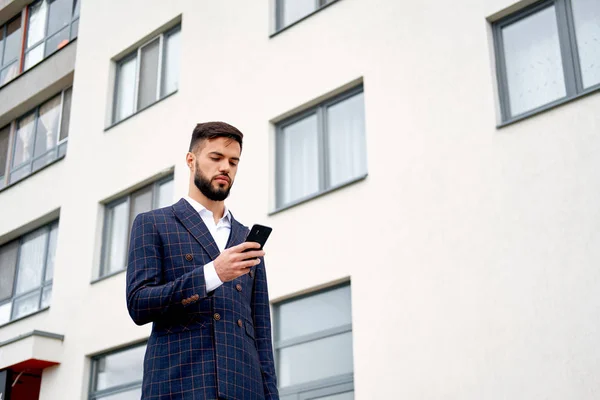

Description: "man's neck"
188 189 225 222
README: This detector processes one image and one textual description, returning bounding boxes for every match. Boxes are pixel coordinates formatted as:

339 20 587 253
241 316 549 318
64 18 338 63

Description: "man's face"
192 137 241 201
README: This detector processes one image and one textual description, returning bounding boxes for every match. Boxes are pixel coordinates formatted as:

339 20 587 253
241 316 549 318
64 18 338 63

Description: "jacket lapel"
172 198 221 261
226 214 248 249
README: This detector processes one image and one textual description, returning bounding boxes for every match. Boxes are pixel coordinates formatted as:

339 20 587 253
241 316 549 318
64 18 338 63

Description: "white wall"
0 0 598 398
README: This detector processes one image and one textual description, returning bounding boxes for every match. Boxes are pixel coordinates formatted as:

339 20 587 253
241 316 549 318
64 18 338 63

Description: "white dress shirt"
184 196 230 292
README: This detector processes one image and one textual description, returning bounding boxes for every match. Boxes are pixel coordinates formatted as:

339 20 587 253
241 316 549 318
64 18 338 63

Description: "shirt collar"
184 196 231 224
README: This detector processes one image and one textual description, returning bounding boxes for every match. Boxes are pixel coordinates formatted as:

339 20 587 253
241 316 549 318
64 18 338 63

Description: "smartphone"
243 224 272 253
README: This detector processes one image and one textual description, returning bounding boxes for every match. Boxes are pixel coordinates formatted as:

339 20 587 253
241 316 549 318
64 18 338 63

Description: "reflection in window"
100 176 174 278
90 344 145 400
275 284 354 399
276 0 336 31
0 127 10 188
0 222 58 325
24 0 80 70
501 6 566 117
4 88 72 186
571 0 600 89
113 25 181 123
493 0 600 121
276 86 366 208
0 16 22 86
13 113 37 168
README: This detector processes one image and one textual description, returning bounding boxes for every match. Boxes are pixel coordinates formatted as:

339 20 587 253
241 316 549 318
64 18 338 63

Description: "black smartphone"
243 224 272 253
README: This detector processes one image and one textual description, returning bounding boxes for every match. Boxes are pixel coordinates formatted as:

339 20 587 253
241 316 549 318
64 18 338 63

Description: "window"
0 221 58 325
276 86 366 209
89 343 146 400
0 87 71 189
100 176 173 278
113 25 181 123
0 0 79 87
24 0 80 70
493 0 600 122
275 284 354 400
276 0 337 31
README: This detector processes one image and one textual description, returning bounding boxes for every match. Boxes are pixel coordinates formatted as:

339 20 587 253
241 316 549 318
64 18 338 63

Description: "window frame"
274 0 340 33
98 175 174 279
111 24 181 124
0 86 72 191
493 0 600 125
88 341 146 400
275 85 366 211
274 282 354 399
0 221 58 327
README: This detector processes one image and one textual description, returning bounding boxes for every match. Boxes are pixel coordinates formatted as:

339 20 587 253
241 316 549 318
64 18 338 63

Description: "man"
126 122 279 400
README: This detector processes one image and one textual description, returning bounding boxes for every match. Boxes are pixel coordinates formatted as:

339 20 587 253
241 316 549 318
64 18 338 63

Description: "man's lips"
214 176 230 184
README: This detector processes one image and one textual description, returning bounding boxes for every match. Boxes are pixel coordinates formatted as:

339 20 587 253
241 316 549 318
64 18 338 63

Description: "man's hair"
189 122 244 153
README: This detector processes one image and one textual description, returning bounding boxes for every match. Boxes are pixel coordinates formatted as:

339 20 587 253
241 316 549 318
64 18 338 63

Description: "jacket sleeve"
251 258 280 399
126 212 210 325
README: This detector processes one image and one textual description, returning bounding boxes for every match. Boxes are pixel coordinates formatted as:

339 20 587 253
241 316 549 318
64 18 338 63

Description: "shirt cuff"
204 261 223 292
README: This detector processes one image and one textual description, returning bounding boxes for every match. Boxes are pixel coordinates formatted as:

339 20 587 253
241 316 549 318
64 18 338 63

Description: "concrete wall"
0 0 598 398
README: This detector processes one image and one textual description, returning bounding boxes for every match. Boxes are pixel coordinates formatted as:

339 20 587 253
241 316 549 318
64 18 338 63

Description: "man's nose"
218 160 230 174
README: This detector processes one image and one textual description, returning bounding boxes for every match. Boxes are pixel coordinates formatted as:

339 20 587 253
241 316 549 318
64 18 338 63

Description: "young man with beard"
126 122 279 400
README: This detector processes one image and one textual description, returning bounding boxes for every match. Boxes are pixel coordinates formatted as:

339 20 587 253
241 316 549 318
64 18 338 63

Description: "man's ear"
186 152 195 169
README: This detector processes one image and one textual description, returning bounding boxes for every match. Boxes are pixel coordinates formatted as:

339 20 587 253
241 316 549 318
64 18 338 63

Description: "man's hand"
214 242 264 282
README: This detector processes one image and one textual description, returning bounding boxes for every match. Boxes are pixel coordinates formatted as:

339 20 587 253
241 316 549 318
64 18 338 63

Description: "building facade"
0 0 599 399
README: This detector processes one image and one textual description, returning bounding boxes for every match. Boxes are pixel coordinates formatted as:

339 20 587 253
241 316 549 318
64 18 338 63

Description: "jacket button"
185 254 193 261
213 313 221 321
236 284 242 292
237 319 243 327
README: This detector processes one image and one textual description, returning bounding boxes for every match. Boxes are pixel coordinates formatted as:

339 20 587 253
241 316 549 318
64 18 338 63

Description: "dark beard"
194 168 231 201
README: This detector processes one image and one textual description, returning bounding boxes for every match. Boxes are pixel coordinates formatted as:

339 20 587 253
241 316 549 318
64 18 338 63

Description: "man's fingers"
238 258 260 269
236 241 261 252
234 250 264 261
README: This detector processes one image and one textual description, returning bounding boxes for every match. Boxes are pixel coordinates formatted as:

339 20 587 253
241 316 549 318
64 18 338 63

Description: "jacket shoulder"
134 204 177 225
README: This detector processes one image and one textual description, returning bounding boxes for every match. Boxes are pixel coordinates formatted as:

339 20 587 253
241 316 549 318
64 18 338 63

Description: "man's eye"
230 162 238 167
211 157 220 161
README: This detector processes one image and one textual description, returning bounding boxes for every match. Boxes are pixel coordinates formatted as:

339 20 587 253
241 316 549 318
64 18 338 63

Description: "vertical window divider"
4 121 17 186
123 196 132 269
31 106 41 167
10 236 23 320
11 116 21 172
276 0 284 32
99 202 110 278
19 8 29 73
133 48 142 113
38 225 52 309
561 0 584 93
56 89 65 148
156 34 164 103
493 17 512 121
316 106 327 193
275 125 284 209
43 0 51 53
554 0 578 97
151 181 159 209
58 88 69 145
1 24 6 65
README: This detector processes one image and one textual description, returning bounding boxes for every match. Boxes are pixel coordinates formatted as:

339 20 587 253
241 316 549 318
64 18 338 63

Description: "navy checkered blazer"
126 198 279 400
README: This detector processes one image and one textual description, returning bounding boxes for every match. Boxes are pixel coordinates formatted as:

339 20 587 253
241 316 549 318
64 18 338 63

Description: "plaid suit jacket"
126 198 279 400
